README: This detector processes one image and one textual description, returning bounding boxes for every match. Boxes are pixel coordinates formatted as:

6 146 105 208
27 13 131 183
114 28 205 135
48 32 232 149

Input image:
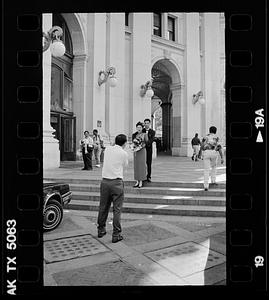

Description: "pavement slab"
144 241 226 278
116 223 177 246
183 263 226 285
52 259 158 286
44 190 226 286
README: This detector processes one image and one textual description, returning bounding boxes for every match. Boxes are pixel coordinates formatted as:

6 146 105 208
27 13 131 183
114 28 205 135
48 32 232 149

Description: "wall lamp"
140 80 154 98
43 26 66 57
98 67 117 87
192 91 205 105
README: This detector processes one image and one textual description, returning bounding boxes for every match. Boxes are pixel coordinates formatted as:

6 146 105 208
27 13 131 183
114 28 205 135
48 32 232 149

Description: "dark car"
43 182 72 231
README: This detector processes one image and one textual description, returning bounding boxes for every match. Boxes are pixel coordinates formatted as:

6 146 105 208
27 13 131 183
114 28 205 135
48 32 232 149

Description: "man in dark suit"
142 118 156 182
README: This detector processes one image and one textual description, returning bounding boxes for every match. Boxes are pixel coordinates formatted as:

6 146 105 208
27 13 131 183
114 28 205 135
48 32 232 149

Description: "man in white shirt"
97 134 128 243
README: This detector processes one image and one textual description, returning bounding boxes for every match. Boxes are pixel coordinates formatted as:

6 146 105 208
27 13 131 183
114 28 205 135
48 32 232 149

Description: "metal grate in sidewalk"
145 241 226 278
44 235 108 263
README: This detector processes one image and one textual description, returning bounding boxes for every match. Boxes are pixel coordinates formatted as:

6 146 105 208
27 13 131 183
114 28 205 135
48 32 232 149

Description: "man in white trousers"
202 126 224 191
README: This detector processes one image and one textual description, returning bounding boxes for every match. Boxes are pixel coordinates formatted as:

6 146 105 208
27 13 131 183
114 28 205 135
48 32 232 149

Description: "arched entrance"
50 13 87 161
50 14 75 161
151 58 181 156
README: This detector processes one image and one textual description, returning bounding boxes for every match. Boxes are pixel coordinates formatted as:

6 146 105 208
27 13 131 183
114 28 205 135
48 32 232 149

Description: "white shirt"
102 145 128 179
80 136 93 146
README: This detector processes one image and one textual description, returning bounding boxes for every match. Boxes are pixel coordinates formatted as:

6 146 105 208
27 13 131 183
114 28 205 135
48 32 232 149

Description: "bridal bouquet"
130 137 143 152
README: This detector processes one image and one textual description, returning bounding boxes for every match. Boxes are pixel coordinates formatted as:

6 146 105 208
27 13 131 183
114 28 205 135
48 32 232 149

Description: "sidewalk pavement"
44 209 226 286
44 155 226 184
44 155 226 286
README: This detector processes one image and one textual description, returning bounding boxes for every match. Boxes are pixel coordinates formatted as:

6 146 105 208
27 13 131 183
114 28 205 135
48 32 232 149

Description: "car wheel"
43 199 63 231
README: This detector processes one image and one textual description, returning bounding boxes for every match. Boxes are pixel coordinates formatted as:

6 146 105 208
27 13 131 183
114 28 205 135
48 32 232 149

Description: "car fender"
44 192 63 210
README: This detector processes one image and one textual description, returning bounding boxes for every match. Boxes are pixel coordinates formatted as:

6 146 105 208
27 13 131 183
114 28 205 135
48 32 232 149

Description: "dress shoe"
147 178 151 183
98 231 106 238
133 182 139 188
112 235 123 243
138 182 143 188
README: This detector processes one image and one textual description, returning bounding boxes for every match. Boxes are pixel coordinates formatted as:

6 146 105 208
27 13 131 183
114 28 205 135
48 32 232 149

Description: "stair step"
66 200 225 217
44 178 226 189
69 183 225 197
71 191 225 206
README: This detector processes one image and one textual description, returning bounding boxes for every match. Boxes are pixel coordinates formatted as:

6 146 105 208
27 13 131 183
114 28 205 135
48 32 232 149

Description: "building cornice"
151 35 185 52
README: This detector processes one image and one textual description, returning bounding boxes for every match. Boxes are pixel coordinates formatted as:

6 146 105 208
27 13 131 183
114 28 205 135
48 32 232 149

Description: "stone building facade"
43 12 225 169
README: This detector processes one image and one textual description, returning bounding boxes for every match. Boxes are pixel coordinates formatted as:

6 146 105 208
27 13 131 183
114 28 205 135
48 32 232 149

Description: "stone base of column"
171 147 181 156
177 143 189 156
43 130 60 169
172 146 192 157
187 143 194 157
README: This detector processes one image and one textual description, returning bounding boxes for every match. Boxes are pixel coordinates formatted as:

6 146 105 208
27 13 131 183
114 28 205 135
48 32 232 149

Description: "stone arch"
60 13 88 156
61 13 87 55
151 57 182 156
151 56 182 85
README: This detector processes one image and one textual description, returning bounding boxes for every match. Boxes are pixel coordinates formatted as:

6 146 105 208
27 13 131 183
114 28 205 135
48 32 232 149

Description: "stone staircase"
44 178 226 217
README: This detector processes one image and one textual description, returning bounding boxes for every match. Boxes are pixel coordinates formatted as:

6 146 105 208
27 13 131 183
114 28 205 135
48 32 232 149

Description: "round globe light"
146 88 154 98
198 97 205 105
109 76 117 87
50 40 66 57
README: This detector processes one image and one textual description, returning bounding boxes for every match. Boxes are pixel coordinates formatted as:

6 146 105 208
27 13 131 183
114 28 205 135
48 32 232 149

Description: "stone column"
161 102 172 152
131 13 152 134
105 13 125 141
163 13 168 39
184 13 201 156
43 13 60 169
73 54 88 154
203 13 221 134
85 13 107 141
171 83 182 156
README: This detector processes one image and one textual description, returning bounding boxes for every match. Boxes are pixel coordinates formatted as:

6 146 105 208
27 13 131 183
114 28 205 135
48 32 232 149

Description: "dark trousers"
146 146 153 179
97 178 124 237
82 149 93 169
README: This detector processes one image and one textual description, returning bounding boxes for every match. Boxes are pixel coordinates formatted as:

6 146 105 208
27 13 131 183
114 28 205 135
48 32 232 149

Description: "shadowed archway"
151 59 181 155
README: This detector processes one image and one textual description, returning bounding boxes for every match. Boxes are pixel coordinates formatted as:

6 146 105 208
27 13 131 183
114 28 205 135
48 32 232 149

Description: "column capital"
170 83 185 91
73 54 88 63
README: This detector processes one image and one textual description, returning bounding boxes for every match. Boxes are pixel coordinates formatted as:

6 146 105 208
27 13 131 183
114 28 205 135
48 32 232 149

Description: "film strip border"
2 5 267 296
2 13 43 295
226 11 266 291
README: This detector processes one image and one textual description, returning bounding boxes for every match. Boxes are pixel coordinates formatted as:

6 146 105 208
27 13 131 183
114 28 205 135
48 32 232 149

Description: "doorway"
51 113 76 161
151 58 181 156
151 62 173 155
50 13 75 161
